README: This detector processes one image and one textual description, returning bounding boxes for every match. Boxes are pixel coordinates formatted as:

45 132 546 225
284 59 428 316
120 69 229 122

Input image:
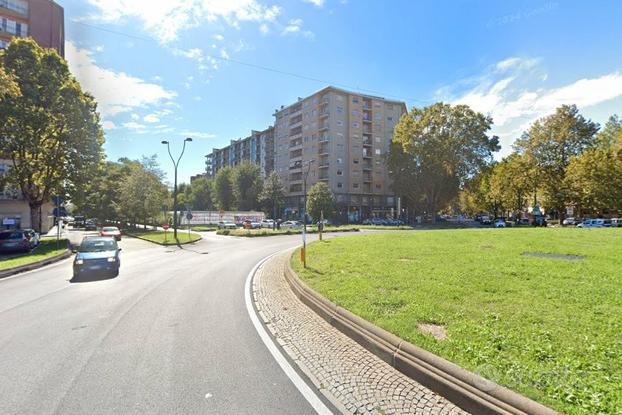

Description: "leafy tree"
0 38 104 231
116 161 168 228
213 166 235 210
488 154 539 217
233 162 263 211
595 115 622 149
306 182 335 221
514 105 599 218
260 171 285 219
0 64 19 98
390 102 499 221
188 177 212 211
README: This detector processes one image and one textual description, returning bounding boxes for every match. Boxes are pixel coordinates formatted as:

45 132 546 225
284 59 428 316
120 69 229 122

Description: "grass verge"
0 238 69 270
216 226 360 237
125 230 201 245
292 228 622 415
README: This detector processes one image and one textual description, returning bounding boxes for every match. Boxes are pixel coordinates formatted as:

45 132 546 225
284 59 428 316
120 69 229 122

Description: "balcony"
319 109 330 118
318 176 329 182
318 135 330 143
289 139 302 149
289 184 303 193
289 161 303 170
318 122 329 132
362 149 372 159
363 173 372 182
362 162 373 171
290 149 303 159
319 95 329 106
318 144 330 155
290 172 303 182
362 139 372 147
290 114 303 125
290 126 303 136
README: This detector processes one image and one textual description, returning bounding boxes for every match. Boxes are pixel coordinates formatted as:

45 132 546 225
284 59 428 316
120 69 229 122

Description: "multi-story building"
1 0 64 232
274 86 407 223
0 0 65 56
205 126 274 178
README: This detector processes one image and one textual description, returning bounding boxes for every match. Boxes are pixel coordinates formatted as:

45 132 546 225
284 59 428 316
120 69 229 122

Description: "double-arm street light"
301 159 315 268
162 137 193 239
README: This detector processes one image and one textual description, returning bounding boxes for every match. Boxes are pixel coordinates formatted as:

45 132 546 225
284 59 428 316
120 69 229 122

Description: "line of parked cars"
569 217 621 228
361 218 405 226
217 219 304 230
0 229 41 254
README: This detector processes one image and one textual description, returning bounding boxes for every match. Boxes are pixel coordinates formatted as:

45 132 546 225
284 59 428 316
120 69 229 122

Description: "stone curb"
0 245 72 279
284 256 558 415
124 232 202 246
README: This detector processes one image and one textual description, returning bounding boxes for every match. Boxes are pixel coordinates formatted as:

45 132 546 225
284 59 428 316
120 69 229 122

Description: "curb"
216 228 360 237
283 255 558 415
124 232 202 246
0 246 72 279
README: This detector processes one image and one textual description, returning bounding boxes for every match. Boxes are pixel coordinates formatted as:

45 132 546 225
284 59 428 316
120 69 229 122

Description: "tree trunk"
29 201 43 232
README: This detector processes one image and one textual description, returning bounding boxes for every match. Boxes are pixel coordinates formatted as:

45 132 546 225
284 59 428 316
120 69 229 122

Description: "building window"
353 183 360 189
375 149 381 155
352 109 360 117
337 170 343 176
353 158 359 164
352 97 359 103
337 120 343 127
374 113 382 120
337 183 343 188
336 106 343 114
375 136 381 143
376 184 381 189
337 158 343 164
352 122 360 128
387 116 393 121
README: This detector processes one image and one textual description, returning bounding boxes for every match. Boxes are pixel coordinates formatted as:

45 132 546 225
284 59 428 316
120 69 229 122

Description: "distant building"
190 173 207 183
0 0 65 56
273 86 407 222
205 126 275 178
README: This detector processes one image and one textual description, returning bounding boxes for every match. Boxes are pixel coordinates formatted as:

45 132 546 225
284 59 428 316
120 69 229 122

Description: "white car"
494 219 506 228
562 217 577 226
577 219 604 228
281 220 302 230
218 221 237 229
261 219 275 228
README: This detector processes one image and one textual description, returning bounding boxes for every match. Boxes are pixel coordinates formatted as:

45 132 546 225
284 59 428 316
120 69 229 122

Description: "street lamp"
301 159 315 268
162 137 193 240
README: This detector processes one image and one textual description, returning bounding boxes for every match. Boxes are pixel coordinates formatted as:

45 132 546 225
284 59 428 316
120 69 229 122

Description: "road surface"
0 231 331 414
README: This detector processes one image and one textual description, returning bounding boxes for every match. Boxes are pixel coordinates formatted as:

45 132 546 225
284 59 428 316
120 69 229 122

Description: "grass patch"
292 228 622 415
179 224 219 232
0 238 68 270
125 230 201 245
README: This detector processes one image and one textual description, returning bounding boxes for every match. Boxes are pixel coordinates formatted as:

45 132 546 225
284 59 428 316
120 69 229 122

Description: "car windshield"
79 239 118 252
0 232 22 240
102 227 119 232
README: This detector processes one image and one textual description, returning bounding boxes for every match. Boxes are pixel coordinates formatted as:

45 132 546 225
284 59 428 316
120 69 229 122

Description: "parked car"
515 218 530 226
73 237 121 278
261 219 275 228
562 217 577 226
480 215 492 225
242 220 262 229
0 230 33 253
217 221 237 229
281 220 302 229
494 218 506 228
611 218 622 227
100 226 122 241
85 219 97 231
73 215 86 228
22 229 40 248
577 218 604 228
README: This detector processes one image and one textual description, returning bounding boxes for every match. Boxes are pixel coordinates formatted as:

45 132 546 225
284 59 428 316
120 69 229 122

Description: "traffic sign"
186 213 193 220
162 223 170 230
52 195 64 206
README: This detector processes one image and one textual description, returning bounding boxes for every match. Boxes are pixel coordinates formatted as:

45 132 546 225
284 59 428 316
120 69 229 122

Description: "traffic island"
216 227 360 237
124 230 202 245
0 239 71 278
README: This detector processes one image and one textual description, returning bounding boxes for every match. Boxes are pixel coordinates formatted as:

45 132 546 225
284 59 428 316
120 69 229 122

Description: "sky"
61 0 622 184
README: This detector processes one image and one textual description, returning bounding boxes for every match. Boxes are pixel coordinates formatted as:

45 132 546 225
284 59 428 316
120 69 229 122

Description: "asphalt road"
0 231 330 415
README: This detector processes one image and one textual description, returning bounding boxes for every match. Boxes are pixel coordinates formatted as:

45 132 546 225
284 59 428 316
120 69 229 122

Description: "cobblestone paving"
253 253 469 415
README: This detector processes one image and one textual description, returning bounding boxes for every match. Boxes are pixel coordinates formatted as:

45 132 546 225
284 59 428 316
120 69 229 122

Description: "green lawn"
216 225 360 237
179 224 219 232
125 230 201 245
0 238 68 270
292 228 622 415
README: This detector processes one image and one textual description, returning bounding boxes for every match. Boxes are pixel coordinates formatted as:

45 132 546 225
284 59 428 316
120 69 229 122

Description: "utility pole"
301 159 315 268
162 137 193 240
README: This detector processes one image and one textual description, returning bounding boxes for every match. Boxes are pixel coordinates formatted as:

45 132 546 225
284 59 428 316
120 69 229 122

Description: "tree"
0 65 19 99
259 171 285 220
390 102 499 221
306 182 335 221
116 161 168 228
0 38 104 231
213 166 235 210
233 162 263 211
187 177 212 211
514 105 599 218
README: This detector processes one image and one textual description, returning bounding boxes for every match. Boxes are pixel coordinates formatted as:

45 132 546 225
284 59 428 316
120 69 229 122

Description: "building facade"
205 126 275 178
274 86 407 223
1 0 64 232
0 0 65 56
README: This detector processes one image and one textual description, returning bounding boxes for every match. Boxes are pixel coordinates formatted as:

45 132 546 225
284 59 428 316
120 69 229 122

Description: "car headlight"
75 259 84 265
107 257 117 262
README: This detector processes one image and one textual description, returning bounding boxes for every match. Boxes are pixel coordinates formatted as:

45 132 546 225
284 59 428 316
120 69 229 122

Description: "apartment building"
274 86 407 223
205 126 274 178
1 0 64 232
0 0 65 56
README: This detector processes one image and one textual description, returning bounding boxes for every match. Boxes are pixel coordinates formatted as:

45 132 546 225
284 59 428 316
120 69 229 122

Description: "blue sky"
62 0 622 184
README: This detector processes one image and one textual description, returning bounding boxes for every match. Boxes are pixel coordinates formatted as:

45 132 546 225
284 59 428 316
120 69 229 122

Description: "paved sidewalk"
252 252 469 415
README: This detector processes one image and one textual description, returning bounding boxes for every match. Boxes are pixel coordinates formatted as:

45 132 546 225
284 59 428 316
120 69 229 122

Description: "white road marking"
245 252 333 415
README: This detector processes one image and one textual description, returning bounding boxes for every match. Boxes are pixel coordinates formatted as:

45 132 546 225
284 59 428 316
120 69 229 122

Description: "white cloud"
66 42 177 117
130 113 140 120
439 57 622 153
303 0 324 6
181 130 216 139
102 120 117 130
281 18 314 39
259 23 270 34
143 114 160 123
213 34 224 41
173 47 204 61
85 0 282 43
122 121 147 130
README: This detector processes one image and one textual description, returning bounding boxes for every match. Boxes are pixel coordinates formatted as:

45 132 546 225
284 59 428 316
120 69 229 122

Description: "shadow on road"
69 272 118 283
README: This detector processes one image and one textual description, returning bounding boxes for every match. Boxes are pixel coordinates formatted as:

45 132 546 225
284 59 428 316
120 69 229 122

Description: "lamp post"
301 159 315 268
162 137 193 240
